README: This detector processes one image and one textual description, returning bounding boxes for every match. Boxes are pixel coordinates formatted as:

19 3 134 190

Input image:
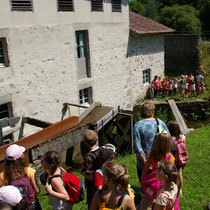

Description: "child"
174 81 178 96
91 161 136 210
141 133 175 179
140 133 175 210
80 130 101 209
94 144 116 191
179 76 185 98
167 121 186 191
169 82 173 96
0 185 29 210
0 144 40 209
191 80 196 97
153 161 178 210
184 82 189 97
41 151 73 210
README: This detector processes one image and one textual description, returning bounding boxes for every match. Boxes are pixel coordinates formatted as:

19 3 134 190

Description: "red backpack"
50 168 84 204
172 137 188 167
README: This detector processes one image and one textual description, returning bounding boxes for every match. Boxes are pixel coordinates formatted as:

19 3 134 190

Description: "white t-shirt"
155 182 178 210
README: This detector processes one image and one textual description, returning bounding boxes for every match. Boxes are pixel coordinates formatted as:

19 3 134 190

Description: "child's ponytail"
103 161 129 191
158 160 178 185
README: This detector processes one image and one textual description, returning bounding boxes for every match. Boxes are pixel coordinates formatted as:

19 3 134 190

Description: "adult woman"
133 102 169 183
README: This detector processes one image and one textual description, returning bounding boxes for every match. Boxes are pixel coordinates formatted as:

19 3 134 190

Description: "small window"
112 0 121 12
91 0 103 12
0 38 9 67
143 68 151 86
10 0 33 11
75 32 86 59
0 103 12 120
79 87 92 106
57 0 74 12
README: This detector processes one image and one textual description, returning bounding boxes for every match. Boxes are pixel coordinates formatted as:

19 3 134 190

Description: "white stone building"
0 0 174 138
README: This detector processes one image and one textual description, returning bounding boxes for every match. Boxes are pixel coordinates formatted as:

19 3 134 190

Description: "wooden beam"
0 117 20 128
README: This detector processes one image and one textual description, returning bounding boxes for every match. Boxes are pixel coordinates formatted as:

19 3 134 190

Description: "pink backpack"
172 137 188 167
141 154 171 199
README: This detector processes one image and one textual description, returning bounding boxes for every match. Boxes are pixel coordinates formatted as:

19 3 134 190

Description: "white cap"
0 185 22 207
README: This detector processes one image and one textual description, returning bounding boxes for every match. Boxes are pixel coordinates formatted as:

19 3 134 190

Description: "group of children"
151 66 206 98
0 122 186 210
138 121 186 210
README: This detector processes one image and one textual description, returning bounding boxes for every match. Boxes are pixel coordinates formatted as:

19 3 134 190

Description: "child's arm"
141 158 152 181
30 174 40 194
153 203 166 210
45 177 69 201
26 167 40 194
94 170 103 191
125 195 136 210
90 191 100 210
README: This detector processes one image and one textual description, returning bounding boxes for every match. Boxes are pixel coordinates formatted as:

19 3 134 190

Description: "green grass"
179 124 210 210
37 124 210 209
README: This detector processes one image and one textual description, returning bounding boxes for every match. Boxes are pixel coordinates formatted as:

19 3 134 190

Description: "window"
57 0 74 12
10 0 33 11
0 103 12 120
91 0 103 12
143 68 151 86
76 32 86 59
112 0 121 12
79 87 92 106
75 31 91 79
0 38 9 67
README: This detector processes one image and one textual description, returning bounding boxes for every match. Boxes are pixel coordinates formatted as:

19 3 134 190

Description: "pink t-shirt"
154 80 160 90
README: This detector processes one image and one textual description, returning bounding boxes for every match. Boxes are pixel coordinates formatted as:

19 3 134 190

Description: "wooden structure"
0 102 133 174
168 99 190 135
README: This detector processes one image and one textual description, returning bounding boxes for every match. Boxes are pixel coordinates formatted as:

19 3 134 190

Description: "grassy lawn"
37 124 210 210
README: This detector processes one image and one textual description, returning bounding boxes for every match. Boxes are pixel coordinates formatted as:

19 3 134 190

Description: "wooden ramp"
168 99 189 135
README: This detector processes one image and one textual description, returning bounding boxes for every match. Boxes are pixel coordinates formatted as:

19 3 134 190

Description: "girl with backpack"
153 160 179 210
41 151 73 210
0 144 40 209
91 161 136 210
139 133 175 210
167 121 188 195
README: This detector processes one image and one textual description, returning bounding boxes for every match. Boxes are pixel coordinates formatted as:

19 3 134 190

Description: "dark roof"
129 11 175 35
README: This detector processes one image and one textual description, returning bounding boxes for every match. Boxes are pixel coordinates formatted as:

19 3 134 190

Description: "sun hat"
6 144 25 160
0 185 22 207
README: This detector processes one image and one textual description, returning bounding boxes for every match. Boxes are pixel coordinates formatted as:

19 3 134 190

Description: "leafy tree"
199 0 210 32
159 5 201 33
129 0 146 16
129 0 159 20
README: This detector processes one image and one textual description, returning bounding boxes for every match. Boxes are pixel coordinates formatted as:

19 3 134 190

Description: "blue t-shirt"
133 118 169 169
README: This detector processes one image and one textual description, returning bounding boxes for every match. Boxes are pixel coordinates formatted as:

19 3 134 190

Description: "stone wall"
164 34 200 74
133 100 209 123
128 34 165 103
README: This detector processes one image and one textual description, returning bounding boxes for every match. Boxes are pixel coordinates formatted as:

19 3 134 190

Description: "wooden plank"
168 99 189 135
97 106 120 131
0 117 20 127
0 116 80 162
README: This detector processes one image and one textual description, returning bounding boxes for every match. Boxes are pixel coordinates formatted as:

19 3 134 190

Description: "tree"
199 0 210 32
159 5 201 33
129 0 159 20
129 0 146 16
